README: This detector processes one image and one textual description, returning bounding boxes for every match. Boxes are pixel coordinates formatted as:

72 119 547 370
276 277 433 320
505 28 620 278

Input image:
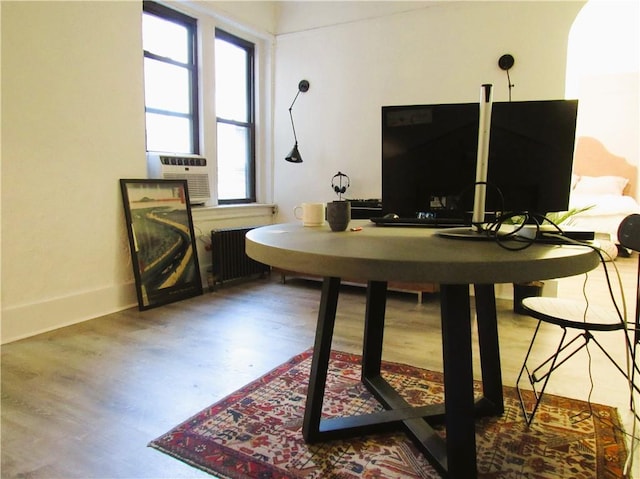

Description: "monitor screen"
381 99 579 219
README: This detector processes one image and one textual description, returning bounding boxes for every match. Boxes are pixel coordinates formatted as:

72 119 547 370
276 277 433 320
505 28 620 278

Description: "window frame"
215 28 256 204
143 1 200 155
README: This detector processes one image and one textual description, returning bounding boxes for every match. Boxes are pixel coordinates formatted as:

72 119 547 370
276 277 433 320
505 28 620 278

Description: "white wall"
0 1 587 343
272 1 585 222
0 1 276 343
192 0 278 35
2 1 146 342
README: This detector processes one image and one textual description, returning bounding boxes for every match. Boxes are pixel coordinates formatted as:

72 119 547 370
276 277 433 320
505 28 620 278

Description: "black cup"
327 200 351 232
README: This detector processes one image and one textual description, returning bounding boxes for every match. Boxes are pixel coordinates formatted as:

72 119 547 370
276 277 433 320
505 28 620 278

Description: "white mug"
294 202 325 226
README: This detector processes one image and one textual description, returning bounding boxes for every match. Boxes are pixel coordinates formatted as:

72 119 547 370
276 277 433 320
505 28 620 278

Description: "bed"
565 136 640 247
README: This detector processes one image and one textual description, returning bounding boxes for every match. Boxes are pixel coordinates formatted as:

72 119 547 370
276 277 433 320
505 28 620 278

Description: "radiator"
210 227 270 288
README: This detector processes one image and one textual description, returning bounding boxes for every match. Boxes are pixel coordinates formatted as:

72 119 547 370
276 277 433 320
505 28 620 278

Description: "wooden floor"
2 253 639 478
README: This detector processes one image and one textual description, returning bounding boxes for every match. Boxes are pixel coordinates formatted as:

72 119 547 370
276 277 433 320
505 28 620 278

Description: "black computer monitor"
381 99 579 220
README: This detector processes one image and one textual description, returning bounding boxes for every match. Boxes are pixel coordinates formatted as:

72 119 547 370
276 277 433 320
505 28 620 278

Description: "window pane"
215 38 248 122
146 113 192 153
143 13 189 63
217 123 249 199
144 58 191 113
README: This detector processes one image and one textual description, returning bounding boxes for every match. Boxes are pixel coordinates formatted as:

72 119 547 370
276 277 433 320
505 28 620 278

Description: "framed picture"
120 179 203 310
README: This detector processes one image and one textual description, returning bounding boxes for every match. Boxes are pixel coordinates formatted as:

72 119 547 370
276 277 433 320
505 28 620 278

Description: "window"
215 29 256 203
142 3 259 205
143 2 198 154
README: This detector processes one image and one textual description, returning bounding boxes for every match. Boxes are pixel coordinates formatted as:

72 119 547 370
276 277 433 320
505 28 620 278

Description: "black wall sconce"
498 54 515 101
285 79 310 163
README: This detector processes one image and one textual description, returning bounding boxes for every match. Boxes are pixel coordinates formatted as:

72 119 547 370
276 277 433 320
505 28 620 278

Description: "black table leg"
441 284 478 478
474 284 504 414
302 276 341 442
362 280 388 379
302 279 501 479
303 277 413 441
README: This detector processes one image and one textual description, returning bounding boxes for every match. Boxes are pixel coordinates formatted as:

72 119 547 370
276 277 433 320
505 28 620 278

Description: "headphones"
331 171 350 196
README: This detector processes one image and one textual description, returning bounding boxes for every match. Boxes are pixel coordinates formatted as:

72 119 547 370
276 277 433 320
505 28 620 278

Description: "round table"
246 220 599 478
247 221 598 285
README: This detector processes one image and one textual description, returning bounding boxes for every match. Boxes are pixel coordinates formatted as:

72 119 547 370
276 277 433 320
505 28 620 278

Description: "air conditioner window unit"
147 152 211 205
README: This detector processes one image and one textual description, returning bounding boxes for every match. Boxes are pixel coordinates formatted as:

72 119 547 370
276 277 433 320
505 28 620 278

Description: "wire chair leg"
516 320 545 425
517 323 575 426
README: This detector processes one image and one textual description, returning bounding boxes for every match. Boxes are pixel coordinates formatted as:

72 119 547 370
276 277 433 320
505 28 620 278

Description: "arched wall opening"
566 0 639 200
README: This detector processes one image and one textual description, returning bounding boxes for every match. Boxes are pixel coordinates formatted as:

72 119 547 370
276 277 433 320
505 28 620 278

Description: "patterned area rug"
150 349 628 478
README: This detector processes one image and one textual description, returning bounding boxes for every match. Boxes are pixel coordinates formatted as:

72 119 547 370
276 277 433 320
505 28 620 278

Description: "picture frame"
120 179 203 310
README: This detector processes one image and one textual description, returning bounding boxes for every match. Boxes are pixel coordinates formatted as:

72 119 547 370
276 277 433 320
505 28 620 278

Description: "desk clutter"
346 198 382 219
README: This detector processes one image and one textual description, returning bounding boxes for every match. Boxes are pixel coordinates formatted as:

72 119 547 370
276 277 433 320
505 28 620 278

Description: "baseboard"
1 283 138 344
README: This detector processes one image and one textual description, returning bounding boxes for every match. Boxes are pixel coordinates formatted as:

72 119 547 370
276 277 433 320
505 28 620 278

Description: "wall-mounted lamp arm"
285 80 310 163
288 92 301 145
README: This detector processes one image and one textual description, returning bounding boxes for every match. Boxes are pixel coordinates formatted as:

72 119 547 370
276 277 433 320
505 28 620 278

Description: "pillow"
572 175 629 196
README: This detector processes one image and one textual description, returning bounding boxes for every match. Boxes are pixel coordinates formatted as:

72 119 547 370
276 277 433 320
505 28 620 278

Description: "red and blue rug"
150 349 628 478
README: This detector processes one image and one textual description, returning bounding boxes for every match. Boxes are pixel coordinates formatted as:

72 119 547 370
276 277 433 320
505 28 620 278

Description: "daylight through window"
215 29 256 203
143 2 198 154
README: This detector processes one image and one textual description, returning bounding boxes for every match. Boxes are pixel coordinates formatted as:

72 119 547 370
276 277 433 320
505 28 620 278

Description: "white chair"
516 214 640 426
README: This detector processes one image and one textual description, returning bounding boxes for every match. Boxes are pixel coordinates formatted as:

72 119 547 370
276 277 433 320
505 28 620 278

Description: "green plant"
545 206 596 225
501 205 595 226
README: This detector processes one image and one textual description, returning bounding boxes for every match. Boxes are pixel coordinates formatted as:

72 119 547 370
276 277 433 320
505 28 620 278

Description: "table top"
246 220 600 285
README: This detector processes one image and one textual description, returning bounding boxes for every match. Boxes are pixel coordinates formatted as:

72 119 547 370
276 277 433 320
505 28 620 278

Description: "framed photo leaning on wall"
120 179 202 310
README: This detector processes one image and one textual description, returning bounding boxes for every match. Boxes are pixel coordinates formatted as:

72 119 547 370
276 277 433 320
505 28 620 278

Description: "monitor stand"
438 226 496 241
439 84 493 242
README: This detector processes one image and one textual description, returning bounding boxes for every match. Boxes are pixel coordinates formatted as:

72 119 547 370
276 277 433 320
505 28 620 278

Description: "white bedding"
566 138 639 243
566 193 640 240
